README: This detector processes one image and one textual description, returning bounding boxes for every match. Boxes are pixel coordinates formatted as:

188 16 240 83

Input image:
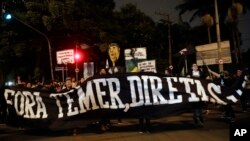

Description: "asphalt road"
0 103 249 141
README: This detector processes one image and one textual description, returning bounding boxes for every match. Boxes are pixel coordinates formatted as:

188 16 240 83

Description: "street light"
5 14 54 80
3 13 12 20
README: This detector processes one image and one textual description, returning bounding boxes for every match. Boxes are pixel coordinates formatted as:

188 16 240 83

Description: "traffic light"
74 52 82 63
3 12 12 21
75 53 80 60
1 2 12 22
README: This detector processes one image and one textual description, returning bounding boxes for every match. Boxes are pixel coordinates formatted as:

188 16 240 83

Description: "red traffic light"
75 53 80 60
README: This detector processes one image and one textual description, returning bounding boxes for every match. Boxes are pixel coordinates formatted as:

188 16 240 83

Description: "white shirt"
192 70 200 78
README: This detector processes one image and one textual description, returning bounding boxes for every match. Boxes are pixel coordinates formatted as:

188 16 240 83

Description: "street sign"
75 68 79 73
55 66 64 71
195 41 232 66
218 59 224 64
56 49 75 64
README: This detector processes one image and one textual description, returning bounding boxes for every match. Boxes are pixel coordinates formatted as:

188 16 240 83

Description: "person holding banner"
97 68 111 133
208 68 235 123
187 63 207 127
0 85 7 124
233 69 248 112
61 77 73 92
138 118 151 133
165 65 176 76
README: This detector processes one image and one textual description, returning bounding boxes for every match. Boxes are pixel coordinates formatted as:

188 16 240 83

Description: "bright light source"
4 13 12 20
5 81 14 86
75 53 80 60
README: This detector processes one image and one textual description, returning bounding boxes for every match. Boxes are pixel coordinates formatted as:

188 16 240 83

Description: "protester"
244 68 250 110
165 64 176 76
62 77 73 91
97 68 111 133
71 77 77 88
138 117 151 133
187 63 207 127
233 69 248 112
0 84 6 123
79 77 85 85
208 68 236 123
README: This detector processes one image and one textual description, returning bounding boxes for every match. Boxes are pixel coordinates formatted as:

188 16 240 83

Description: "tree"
114 4 155 47
201 14 214 43
176 0 249 22
176 0 250 65
226 2 244 64
1 0 119 81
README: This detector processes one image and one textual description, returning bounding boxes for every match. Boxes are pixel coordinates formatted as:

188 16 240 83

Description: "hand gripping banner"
2 73 247 130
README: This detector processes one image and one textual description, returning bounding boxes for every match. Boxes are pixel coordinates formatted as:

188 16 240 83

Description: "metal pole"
214 0 223 72
184 55 188 76
65 63 68 78
75 43 79 82
155 11 172 65
62 68 64 82
12 16 54 80
207 27 211 43
167 16 172 65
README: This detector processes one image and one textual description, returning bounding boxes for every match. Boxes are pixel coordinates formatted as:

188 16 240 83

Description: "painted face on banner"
108 43 120 66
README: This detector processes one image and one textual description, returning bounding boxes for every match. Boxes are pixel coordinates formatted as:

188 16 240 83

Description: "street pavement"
0 103 249 141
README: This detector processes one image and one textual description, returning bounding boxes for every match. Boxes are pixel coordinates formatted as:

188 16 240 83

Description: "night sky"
114 0 250 51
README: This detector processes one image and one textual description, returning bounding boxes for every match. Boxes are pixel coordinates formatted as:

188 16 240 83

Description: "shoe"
230 119 235 123
224 117 235 123
194 120 204 128
228 117 235 123
206 110 210 114
100 124 106 132
146 129 151 133
138 130 144 134
197 122 204 128
73 129 77 136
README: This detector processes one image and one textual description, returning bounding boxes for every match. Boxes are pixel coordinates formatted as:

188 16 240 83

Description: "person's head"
26 82 32 88
192 63 198 71
65 77 72 89
71 77 76 82
169 65 173 70
108 43 120 66
220 70 230 78
55 84 62 92
99 68 106 75
236 69 243 77
80 77 85 84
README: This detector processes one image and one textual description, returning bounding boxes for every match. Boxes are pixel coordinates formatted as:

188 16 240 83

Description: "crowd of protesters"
11 75 86 93
166 64 250 124
1 42 250 134
0 63 249 134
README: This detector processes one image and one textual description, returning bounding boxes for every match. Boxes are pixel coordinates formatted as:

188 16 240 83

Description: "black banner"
3 73 247 130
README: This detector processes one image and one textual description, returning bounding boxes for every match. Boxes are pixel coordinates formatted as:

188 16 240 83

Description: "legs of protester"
223 104 235 123
138 118 151 133
118 118 122 124
145 118 151 133
240 92 247 112
193 102 204 127
138 118 144 133
99 119 111 133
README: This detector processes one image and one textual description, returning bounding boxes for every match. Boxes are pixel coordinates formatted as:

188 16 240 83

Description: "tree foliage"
1 0 222 83
176 0 250 22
